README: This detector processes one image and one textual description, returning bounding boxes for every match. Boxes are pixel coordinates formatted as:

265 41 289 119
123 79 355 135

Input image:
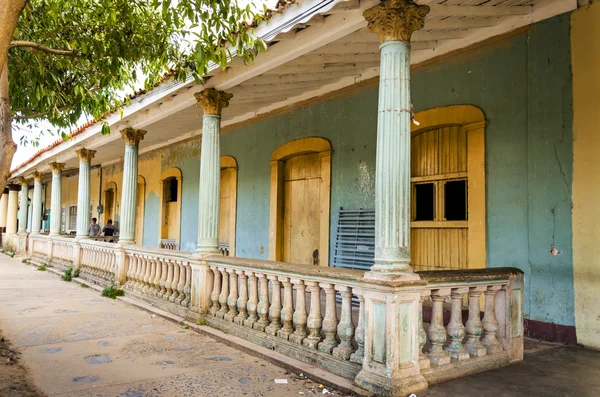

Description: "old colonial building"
2 0 598 395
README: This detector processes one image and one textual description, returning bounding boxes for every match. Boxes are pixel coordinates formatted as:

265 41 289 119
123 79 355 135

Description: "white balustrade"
123 246 192 309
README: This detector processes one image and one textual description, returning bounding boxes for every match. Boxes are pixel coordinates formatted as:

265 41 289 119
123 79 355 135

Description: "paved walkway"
1 255 600 397
0 256 337 397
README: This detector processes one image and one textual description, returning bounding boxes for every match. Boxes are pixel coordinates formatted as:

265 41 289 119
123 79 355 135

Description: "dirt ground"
0 330 46 397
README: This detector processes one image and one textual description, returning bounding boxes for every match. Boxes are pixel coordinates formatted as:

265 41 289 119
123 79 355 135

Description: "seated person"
103 219 116 237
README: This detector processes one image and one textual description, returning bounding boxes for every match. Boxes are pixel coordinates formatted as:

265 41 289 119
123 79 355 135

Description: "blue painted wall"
155 15 574 327
142 191 160 247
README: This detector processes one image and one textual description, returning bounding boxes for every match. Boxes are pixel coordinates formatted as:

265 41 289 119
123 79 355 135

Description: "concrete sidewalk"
0 256 342 397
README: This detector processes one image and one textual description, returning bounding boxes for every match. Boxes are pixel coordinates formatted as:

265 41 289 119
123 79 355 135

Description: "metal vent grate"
332 208 375 270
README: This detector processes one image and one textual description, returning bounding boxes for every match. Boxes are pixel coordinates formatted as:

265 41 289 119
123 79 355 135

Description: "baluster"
253 273 270 331
146 258 157 295
134 255 144 291
182 264 192 307
265 276 282 336
175 261 186 305
152 259 162 297
465 286 487 357
137 257 147 292
216 268 229 319
168 260 180 302
289 279 307 344
445 288 470 360
418 291 431 369
332 286 354 360
125 254 135 289
234 271 248 325
224 270 239 322
277 277 294 340
164 260 174 300
244 271 259 328
482 285 503 354
303 281 322 350
209 266 221 316
142 256 151 294
350 291 365 364
318 283 339 354
428 289 451 365
158 260 168 298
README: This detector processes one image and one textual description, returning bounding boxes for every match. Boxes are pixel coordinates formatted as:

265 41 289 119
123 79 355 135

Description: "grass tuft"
101 283 124 299
37 264 47 271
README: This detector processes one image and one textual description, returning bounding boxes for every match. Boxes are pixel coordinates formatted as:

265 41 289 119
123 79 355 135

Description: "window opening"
414 183 435 221
444 180 467 221
168 178 178 202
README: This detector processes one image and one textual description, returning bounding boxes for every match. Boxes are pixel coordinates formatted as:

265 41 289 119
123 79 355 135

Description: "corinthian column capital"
49 162 66 174
194 88 233 116
120 127 147 146
75 148 96 163
32 171 44 181
364 0 430 44
17 177 29 187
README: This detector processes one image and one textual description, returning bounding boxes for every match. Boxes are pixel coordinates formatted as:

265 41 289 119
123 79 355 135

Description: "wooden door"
282 153 322 265
219 168 234 249
135 182 144 244
410 125 469 271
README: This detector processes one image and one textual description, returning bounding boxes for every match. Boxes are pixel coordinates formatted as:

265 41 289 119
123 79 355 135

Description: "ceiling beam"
428 4 533 18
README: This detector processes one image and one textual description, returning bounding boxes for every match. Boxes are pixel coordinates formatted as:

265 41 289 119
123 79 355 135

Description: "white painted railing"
160 239 179 250
79 241 119 283
26 235 524 394
123 246 193 309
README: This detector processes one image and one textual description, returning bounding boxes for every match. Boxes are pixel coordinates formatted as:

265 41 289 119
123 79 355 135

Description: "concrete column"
49 162 65 236
18 179 29 234
75 149 96 240
6 185 19 234
194 88 233 255
31 172 44 235
118 128 147 244
0 189 8 230
355 2 431 396
365 0 430 280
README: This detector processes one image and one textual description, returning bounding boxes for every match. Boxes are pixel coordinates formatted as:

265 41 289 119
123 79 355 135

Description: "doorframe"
158 167 183 245
268 137 332 266
411 105 486 269
220 155 238 256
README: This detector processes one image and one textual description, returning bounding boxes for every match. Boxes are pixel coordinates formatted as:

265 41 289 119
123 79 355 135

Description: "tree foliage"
7 0 266 144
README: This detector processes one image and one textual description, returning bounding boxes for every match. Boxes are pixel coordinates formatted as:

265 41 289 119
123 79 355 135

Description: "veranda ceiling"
10 0 575 178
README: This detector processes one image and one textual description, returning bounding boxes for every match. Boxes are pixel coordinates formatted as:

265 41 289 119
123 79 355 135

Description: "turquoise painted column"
18 178 29 234
194 88 233 255
365 0 430 279
49 162 65 236
6 185 19 234
75 149 96 240
118 128 147 244
355 2 431 396
30 172 43 235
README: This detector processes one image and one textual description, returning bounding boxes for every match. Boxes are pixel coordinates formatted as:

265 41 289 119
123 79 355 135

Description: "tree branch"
9 41 75 56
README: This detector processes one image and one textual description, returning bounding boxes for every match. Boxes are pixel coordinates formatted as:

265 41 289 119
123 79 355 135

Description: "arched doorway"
410 105 486 270
135 175 146 245
219 156 238 256
159 168 182 250
269 137 331 266
103 181 118 227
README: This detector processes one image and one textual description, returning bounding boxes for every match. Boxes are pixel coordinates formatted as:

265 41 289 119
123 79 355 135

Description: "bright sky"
11 0 280 169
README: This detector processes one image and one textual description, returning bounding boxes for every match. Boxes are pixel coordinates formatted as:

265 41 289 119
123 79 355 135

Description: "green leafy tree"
0 0 265 192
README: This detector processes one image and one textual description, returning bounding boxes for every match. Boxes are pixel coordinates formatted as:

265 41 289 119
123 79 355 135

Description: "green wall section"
135 15 574 327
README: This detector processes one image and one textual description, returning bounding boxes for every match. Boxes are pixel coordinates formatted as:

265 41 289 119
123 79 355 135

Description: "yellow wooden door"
219 168 234 248
135 182 144 244
282 153 322 265
410 125 469 271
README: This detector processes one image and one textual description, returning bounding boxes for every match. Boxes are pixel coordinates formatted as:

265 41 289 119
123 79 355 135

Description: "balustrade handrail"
125 244 192 259
418 267 523 286
205 255 368 287
79 239 121 250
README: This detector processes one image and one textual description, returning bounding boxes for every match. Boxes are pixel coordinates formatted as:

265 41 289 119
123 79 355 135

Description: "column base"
355 368 428 397
364 268 422 282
